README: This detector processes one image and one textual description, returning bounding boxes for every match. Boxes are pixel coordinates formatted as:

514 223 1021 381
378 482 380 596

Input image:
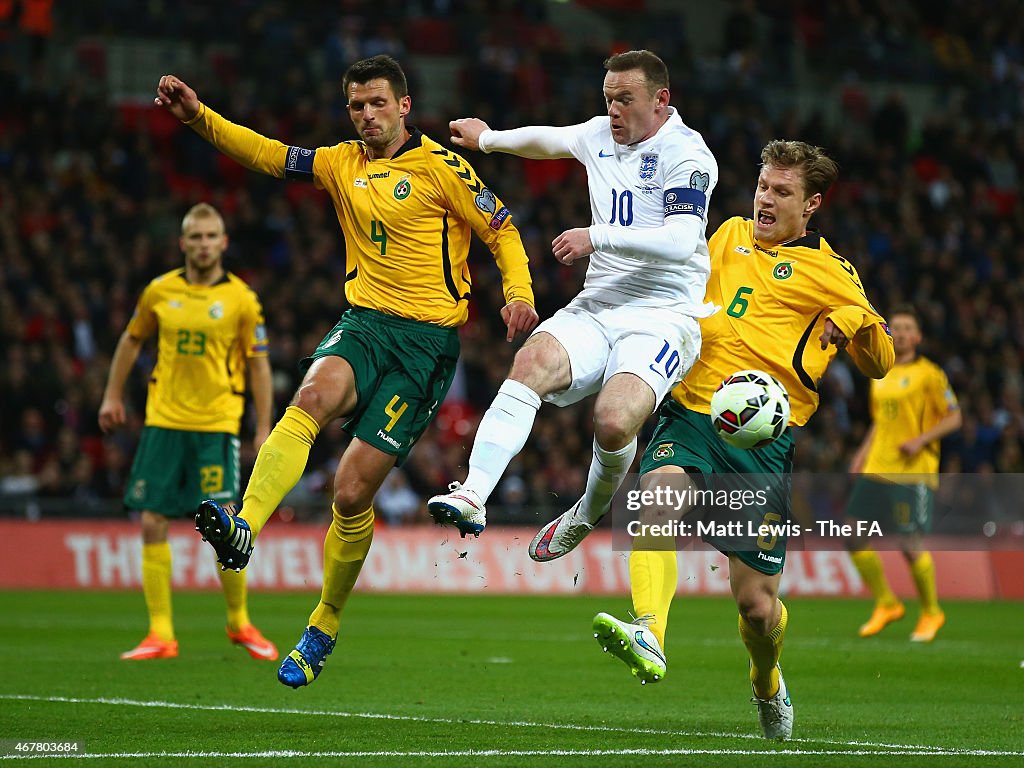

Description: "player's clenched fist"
154 75 201 122
449 118 490 152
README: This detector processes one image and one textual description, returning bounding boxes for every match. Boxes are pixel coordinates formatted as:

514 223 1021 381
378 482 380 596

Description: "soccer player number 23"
176 329 207 356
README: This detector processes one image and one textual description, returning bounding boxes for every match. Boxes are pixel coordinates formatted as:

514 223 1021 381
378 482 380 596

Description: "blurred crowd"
1 0 1023 525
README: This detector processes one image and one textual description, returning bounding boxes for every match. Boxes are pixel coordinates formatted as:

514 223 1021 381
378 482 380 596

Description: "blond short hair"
181 202 224 233
760 140 839 199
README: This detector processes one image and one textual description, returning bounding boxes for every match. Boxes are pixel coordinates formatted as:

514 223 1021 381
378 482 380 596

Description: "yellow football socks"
141 541 174 641
218 567 251 633
851 548 899 607
241 406 320 537
308 504 375 638
910 551 940 615
628 549 678 647
740 600 788 700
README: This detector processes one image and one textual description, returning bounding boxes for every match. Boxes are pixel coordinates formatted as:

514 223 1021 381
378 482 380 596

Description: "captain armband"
284 146 317 181
663 187 706 218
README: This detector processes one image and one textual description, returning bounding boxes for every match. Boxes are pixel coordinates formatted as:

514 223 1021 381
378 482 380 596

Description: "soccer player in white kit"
429 50 718 560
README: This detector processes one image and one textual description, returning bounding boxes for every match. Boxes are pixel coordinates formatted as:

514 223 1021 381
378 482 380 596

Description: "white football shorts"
532 296 701 408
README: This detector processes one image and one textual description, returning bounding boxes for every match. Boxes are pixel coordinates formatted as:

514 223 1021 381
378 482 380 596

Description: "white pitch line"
2 748 1022 760
2 693 1020 757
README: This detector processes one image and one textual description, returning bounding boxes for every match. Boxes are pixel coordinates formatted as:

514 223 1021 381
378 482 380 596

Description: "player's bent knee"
736 592 776 631
333 488 374 519
593 411 639 450
291 382 342 424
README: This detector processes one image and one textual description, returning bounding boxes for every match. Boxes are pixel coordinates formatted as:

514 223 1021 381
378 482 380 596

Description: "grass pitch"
0 591 1021 767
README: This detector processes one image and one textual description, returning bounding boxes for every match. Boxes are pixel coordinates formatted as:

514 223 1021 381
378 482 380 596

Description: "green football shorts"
847 476 935 535
125 426 240 517
301 307 460 463
638 400 796 575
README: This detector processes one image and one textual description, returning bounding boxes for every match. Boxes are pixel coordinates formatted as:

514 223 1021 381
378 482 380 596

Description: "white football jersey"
565 108 717 314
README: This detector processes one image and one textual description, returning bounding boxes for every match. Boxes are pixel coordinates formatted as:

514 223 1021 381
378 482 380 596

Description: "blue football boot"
278 626 337 688
195 499 253 571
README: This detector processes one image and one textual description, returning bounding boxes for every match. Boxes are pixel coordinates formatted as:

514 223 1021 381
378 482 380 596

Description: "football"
709 370 791 450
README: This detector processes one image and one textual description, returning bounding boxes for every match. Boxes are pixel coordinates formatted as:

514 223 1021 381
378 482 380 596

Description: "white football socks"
580 436 637 524
463 379 541 503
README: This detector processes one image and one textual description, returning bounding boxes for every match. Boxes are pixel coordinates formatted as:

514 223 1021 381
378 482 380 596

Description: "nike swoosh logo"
598 149 613 158
647 364 667 378
634 631 666 663
535 523 558 559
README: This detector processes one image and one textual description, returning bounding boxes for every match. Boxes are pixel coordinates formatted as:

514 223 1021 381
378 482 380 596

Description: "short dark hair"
760 140 839 200
603 50 669 95
342 55 408 100
888 304 920 326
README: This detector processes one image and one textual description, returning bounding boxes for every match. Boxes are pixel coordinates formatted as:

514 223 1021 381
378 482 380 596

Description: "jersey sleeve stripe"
439 212 470 305
792 311 823 392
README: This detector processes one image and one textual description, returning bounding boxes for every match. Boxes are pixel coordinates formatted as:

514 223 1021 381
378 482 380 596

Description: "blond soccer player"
100 203 277 662
583 141 895 740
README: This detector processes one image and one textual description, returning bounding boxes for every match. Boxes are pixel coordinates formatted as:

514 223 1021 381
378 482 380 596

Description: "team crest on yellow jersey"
773 262 793 280
393 175 411 200
209 301 224 319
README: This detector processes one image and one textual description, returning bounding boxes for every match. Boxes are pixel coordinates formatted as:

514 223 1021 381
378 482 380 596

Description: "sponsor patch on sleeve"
489 206 511 230
284 146 316 181
663 187 706 218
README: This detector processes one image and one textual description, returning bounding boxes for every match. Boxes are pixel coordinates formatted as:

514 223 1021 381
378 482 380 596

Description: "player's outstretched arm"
154 75 297 180
453 120 578 159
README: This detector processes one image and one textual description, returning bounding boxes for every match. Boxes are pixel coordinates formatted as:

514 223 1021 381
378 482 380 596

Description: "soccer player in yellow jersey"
846 307 961 642
154 55 538 687
589 141 895 740
99 202 277 662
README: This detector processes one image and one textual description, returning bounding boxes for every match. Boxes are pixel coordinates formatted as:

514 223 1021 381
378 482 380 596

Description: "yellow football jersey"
674 216 894 425
126 269 268 434
186 106 534 326
862 357 958 476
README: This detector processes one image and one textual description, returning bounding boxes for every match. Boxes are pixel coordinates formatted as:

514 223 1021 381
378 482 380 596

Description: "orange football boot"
910 611 945 643
858 602 906 637
227 624 279 660
121 633 179 660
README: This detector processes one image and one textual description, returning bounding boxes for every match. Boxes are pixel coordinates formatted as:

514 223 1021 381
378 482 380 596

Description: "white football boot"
529 499 597 562
592 612 667 684
427 481 486 538
752 664 794 740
